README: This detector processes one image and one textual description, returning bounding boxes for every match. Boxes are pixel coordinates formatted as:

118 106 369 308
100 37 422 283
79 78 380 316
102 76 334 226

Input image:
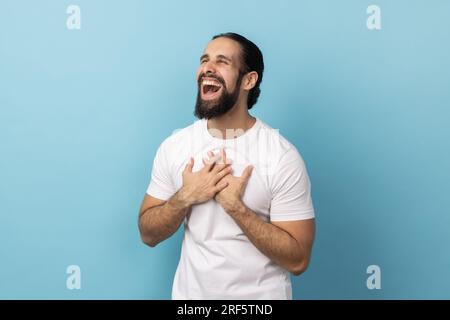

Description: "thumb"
241 165 254 183
184 157 194 173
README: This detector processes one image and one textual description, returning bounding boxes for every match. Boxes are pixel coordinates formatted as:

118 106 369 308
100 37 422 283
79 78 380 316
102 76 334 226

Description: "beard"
194 72 243 120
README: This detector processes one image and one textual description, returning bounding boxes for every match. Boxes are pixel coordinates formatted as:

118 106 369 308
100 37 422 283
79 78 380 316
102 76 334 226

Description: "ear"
242 71 258 91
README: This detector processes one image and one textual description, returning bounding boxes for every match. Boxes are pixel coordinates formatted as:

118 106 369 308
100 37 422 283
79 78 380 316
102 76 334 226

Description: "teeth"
202 80 221 87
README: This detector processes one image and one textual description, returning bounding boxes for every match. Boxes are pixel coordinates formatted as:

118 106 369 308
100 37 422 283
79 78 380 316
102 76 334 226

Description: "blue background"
1 0 449 299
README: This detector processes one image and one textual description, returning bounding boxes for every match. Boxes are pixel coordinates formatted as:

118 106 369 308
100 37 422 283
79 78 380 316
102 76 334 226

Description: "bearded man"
138 32 316 300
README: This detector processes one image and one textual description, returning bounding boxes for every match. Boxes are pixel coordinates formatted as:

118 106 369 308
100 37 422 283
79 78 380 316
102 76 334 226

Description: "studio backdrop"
1 0 449 299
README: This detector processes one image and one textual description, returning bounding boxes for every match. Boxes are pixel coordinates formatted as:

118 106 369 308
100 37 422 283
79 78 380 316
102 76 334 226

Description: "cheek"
223 77 234 90
196 66 206 81
223 72 240 91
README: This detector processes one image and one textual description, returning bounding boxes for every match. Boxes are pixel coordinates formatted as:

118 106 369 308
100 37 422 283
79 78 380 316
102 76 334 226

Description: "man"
139 33 315 300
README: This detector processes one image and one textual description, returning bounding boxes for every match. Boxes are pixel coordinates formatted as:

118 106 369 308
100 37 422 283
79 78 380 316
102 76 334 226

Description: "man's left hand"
203 149 253 213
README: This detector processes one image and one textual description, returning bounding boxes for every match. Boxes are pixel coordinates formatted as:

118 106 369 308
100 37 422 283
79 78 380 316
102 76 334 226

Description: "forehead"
203 37 242 62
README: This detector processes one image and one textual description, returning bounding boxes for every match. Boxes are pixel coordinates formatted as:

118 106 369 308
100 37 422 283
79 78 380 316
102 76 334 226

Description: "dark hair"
212 32 264 109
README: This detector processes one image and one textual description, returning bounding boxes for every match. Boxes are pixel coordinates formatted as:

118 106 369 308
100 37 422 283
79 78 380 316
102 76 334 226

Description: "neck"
207 99 256 140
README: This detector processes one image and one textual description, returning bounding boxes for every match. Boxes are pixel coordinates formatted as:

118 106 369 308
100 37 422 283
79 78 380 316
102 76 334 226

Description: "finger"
214 151 223 164
221 148 233 165
208 152 221 163
184 157 194 173
212 161 230 173
240 165 253 183
213 180 228 193
203 155 216 165
213 166 232 184
204 151 217 168
202 153 220 172
221 148 227 165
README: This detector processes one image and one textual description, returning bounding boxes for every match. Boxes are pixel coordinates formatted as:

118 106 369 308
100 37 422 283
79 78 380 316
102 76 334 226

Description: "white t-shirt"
146 117 315 300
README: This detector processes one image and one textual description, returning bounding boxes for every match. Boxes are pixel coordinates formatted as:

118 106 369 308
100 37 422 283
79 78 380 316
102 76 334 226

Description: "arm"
224 201 315 275
139 155 231 247
138 192 190 247
212 149 315 275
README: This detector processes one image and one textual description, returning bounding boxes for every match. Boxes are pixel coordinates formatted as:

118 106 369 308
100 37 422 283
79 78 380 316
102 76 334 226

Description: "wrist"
225 199 246 217
172 188 193 210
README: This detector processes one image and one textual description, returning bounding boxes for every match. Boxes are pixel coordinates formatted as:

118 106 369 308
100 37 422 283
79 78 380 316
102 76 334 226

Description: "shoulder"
158 119 203 153
255 118 305 167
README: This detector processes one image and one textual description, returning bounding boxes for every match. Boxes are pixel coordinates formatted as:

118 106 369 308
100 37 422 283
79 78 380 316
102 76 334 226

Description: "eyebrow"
217 54 232 62
200 54 232 63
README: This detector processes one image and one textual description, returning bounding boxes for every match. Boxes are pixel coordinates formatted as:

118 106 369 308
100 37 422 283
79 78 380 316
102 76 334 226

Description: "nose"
202 60 217 75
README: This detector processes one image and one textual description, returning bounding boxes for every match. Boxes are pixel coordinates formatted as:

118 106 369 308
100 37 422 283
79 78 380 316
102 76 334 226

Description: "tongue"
204 86 220 96
203 89 216 100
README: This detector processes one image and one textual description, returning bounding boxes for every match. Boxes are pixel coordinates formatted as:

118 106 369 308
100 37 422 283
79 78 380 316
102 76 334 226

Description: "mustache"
197 73 226 87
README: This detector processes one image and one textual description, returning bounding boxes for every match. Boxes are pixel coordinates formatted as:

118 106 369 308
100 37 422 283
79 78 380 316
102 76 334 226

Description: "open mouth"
201 78 223 100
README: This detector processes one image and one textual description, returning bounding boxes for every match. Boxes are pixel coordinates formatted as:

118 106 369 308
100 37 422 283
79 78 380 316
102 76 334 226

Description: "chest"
172 146 272 218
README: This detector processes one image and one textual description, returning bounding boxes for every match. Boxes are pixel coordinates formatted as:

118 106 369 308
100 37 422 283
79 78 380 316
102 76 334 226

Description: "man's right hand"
177 151 231 207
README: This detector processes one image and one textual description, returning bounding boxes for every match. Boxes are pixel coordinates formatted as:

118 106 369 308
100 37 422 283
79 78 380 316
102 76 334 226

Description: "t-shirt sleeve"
146 142 176 201
269 147 315 221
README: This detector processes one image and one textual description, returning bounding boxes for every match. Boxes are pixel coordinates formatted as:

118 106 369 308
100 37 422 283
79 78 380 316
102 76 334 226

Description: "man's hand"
206 149 253 213
177 154 231 207
199 149 315 276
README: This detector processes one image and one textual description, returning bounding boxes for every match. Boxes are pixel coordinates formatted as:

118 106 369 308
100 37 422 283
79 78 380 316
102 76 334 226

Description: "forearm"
226 202 308 275
139 191 190 247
